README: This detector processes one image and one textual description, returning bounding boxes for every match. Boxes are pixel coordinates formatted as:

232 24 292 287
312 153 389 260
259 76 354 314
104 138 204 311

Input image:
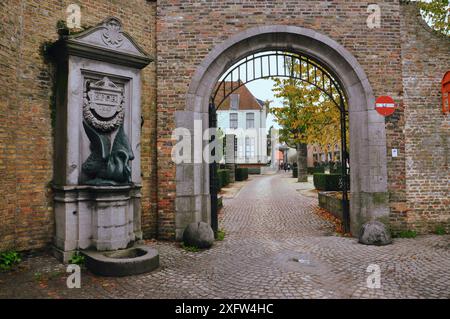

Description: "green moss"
180 243 200 253
435 225 446 235
216 229 225 241
372 192 388 205
394 230 417 238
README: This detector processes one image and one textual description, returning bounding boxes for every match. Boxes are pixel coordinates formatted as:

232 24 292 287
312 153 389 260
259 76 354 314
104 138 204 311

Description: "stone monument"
49 17 156 273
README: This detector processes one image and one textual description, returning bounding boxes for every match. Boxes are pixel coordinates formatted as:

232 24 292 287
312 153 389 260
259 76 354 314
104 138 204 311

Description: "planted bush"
0 251 21 271
313 173 343 191
235 167 249 181
217 169 231 189
247 167 261 175
307 167 325 174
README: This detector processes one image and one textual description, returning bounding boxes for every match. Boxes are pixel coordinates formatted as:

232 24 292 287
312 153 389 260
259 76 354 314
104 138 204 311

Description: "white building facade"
216 84 268 165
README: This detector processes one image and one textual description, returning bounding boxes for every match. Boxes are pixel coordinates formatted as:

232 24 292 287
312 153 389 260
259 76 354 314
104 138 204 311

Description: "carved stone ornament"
83 76 125 133
101 18 125 48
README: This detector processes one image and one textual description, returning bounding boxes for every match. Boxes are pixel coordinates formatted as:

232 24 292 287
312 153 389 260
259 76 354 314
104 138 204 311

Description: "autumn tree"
269 57 347 182
415 0 449 36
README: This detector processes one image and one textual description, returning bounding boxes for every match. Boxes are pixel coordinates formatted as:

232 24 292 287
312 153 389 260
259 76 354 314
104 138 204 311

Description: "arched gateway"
175 26 389 239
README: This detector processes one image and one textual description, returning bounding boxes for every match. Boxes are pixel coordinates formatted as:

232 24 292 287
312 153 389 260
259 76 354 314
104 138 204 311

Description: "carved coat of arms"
82 76 133 185
83 76 125 133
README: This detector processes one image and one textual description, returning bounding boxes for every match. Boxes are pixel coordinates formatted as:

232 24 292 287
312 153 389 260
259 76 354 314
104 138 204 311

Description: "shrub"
247 167 261 175
435 226 446 235
216 229 225 241
395 230 417 238
0 251 21 271
313 173 343 191
330 164 343 174
307 167 325 174
217 169 231 189
235 168 248 181
68 251 85 265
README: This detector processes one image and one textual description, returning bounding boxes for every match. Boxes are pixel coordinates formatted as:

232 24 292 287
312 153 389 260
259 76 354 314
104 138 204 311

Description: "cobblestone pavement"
1 173 449 299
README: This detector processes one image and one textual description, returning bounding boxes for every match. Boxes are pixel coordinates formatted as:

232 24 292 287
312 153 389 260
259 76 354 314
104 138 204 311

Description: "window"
230 94 240 111
245 137 255 159
246 112 255 129
230 113 238 129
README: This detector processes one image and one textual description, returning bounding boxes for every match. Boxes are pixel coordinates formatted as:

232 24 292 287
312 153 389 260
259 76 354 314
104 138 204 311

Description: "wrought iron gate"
209 51 351 233
209 101 219 234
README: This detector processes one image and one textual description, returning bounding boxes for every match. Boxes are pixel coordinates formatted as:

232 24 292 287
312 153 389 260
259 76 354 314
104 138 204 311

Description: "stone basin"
83 245 159 277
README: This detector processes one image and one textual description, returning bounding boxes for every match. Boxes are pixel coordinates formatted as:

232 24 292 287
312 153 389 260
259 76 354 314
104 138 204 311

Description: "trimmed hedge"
247 167 261 175
217 169 231 189
313 173 343 191
307 167 325 174
330 164 343 174
235 168 248 181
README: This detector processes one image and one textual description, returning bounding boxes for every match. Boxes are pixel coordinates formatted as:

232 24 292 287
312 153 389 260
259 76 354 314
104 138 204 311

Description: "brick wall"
0 0 21 251
400 4 450 233
1 0 448 251
0 0 157 251
156 0 405 239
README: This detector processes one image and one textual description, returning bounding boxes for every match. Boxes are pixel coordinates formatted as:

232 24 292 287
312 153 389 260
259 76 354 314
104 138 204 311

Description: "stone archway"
175 25 389 239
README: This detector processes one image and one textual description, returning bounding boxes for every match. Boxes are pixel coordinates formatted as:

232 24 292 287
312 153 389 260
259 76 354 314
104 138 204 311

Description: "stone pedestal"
53 185 142 261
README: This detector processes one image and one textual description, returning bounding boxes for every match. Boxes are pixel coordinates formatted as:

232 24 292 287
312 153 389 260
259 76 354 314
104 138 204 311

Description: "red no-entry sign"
375 96 396 116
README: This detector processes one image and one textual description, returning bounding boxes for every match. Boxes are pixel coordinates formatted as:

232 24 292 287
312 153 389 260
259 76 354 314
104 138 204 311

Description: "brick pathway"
1 173 449 299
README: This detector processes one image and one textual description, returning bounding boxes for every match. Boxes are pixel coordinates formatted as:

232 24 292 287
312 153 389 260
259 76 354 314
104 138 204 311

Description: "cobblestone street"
1 173 449 299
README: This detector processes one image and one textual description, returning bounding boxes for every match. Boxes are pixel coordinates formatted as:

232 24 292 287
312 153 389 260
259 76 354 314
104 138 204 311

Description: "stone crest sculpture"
83 76 125 132
82 77 133 185
102 18 124 48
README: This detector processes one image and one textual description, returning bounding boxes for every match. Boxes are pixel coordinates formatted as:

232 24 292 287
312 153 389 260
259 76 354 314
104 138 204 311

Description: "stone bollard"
358 221 393 246
183 222 215 249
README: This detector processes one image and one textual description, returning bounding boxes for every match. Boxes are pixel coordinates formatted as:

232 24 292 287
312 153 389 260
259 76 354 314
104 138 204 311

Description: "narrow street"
1 173 449 299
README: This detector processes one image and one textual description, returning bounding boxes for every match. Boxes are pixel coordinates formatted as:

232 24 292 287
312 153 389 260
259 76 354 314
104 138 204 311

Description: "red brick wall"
1 1 448 251
0 0 157 251
0 0 21 251
400 4 450 233
156 0 405 239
